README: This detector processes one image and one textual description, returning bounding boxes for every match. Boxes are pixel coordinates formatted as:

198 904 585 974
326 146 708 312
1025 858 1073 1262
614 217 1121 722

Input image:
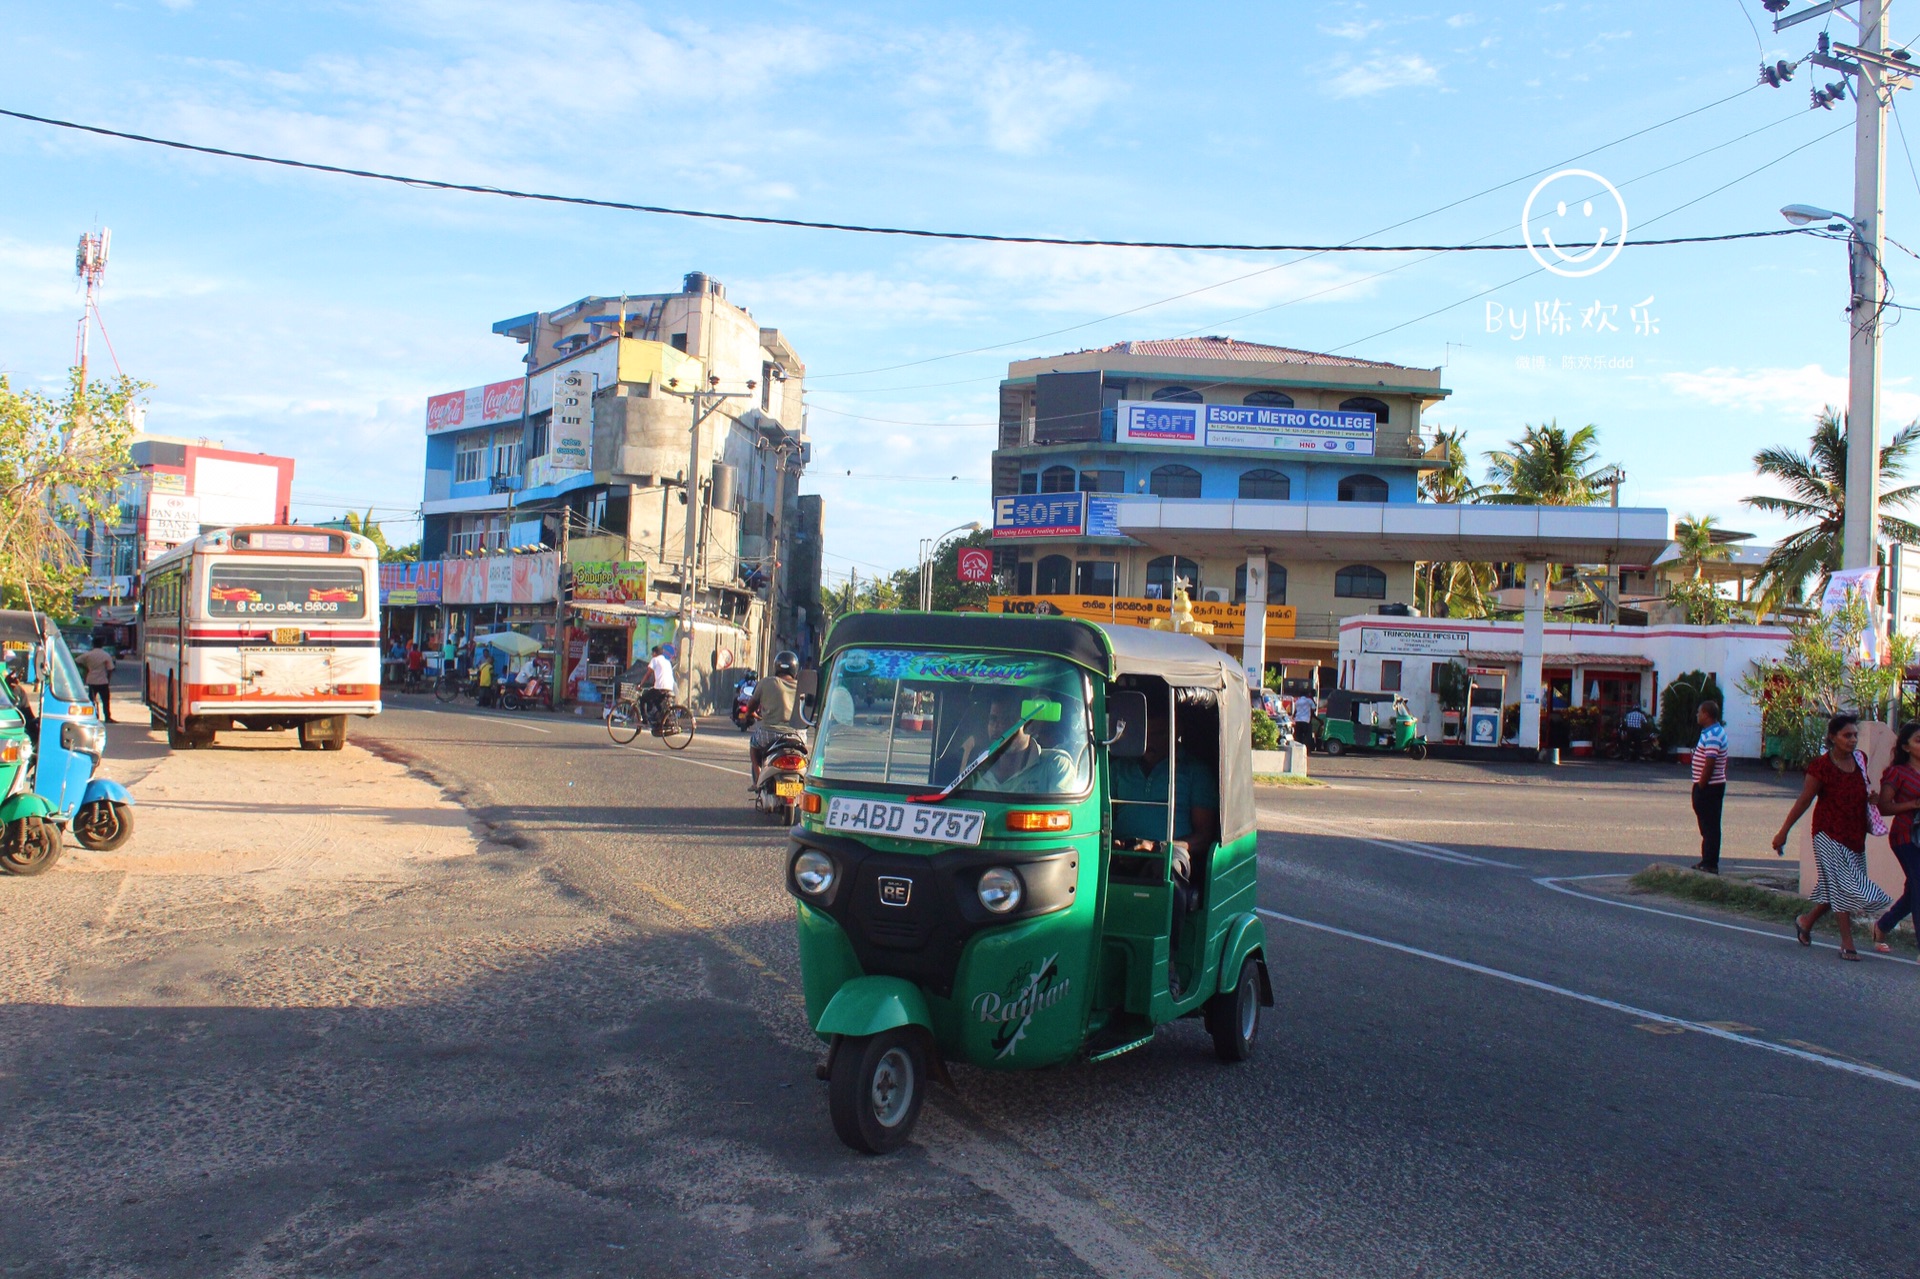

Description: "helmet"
773 650 799 678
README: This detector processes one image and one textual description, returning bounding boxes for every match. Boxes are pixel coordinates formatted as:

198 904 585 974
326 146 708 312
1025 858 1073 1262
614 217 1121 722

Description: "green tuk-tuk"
786 613 1273 1154
1318 689 1428 761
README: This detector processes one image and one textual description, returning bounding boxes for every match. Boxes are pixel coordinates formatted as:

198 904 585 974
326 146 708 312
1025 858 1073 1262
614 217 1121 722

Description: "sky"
2 0 1918 586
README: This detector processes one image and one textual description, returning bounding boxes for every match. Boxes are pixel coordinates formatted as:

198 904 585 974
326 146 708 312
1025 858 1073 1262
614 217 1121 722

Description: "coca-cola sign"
425 377 526 434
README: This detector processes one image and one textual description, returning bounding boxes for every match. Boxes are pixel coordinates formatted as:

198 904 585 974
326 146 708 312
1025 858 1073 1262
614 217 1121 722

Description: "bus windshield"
810 647 1092 796
206 563 368 620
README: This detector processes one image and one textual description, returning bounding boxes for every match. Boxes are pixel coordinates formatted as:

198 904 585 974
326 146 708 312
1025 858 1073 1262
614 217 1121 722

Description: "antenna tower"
74 227 110 384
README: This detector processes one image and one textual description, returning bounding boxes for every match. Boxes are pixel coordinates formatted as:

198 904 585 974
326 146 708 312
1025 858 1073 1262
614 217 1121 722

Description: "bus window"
206 564 369 620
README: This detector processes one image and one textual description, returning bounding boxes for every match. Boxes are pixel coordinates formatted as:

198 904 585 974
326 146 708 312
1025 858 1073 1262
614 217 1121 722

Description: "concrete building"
416 273 817 706
77 435 295 632
988 336 1452 680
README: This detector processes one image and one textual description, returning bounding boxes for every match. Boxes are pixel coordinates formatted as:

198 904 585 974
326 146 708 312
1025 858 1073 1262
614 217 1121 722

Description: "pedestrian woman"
1872 720 1920 953
1771 712 1895 960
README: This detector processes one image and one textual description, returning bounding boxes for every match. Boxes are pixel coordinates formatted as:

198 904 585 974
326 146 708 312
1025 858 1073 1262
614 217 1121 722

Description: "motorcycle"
498 668 548 712
732 671 759 732
1599 723 1662 762
751 728 809 824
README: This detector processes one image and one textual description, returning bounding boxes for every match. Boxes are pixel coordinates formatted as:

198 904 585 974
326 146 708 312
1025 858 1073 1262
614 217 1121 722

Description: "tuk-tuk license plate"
824 798 985 846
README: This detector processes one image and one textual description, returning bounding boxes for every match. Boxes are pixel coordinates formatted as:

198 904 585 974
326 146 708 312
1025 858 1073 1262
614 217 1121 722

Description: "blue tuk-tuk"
0 611 135 874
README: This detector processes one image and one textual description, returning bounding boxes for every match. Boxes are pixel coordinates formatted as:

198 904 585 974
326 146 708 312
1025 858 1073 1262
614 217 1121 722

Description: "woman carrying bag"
1771 712 1895 960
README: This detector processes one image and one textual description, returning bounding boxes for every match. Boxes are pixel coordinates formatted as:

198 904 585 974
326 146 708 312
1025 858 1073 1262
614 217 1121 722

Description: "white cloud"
894 31 1116 155
1330 54 1442 98
1446 13 1479 28
1321 20 1385 39
1660 363 1920 422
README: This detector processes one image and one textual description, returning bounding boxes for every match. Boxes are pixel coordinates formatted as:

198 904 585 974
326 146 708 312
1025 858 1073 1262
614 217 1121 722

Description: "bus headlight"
977 867 1023 913
793 850 836 896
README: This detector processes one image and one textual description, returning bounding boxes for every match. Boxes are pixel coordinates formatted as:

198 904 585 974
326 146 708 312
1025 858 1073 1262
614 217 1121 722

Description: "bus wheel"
0 817 62 876
828 1029 927 1155
166 714 194 750
322 716 348 751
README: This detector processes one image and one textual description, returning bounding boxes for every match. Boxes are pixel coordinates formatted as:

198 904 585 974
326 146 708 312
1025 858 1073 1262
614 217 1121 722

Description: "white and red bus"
141 526 382 750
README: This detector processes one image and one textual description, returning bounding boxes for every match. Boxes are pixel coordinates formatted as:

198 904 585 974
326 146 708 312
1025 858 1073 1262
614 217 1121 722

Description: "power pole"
1766 1 1909 569
661 377 753 696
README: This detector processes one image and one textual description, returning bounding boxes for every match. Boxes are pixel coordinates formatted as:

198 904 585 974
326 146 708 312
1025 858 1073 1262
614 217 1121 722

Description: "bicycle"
433 669 471 704
606 684 696 750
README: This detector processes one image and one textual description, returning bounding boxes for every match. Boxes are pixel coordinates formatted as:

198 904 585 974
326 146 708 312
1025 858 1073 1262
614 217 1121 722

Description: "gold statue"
1149 580 1214 635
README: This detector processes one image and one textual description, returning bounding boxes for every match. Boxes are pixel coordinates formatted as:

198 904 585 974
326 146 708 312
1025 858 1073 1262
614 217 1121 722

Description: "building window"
1150 385 1203 403
1018 472 1039 494
1238 468 1290 500
527 412 549 459
1076 559 1117 595
1015 561 1034 595
1040 465 1077 493
1036 554 1072 594
670 333 688 352
454 437 486 485
1080 469 1125 493
484 515 508 551
1243 390 1294 407
1340 396 1390 424
1335 564 1388 599
1146 555 1202 599
1149 464 1202 498
1430 661 1455 693
1380 660 1403 692
1338 473 1390 502
1233 561 1286 605
492 436 522 479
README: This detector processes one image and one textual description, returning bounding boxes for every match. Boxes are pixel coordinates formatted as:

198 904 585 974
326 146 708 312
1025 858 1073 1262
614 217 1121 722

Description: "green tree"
341 509 390 555
1417 427 1499 616
382 541 421 564
1482 420 1611 506
1421 427 1480 504
1671 513 1730 580
0 369 144 616
1738 595 1916 766
1743 406 1920 607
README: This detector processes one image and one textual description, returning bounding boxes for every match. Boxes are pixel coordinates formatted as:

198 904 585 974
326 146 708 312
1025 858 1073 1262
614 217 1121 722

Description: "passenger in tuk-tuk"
1111 690 1220 990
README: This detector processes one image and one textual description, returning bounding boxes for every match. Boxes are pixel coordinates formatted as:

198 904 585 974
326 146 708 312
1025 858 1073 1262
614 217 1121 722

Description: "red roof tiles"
1071 336 1416 371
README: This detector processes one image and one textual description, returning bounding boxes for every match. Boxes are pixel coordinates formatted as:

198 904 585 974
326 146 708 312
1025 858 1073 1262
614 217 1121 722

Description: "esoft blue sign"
1117 402 1199 443
992 492 1086 539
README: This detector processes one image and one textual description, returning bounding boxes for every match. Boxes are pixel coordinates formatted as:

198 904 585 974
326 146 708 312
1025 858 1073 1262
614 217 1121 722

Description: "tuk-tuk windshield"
42 633 89 706
812 647 1093 795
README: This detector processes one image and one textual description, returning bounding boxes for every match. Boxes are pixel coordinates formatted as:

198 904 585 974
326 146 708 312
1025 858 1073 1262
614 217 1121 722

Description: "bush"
1660 671 1723 750
1433 659 1470 714
1251 710 1280 752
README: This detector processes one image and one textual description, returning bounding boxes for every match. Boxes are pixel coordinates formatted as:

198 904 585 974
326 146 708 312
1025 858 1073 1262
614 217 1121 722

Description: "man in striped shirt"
1690 700 1730 873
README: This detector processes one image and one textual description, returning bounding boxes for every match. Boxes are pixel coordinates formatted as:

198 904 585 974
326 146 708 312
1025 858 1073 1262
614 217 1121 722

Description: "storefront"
438 551 559 675
378 561 443 650
563 562 653 705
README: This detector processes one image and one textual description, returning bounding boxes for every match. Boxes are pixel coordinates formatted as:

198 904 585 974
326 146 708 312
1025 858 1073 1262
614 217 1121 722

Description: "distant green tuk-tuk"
786 613 1273 1154
1318 689 1428 761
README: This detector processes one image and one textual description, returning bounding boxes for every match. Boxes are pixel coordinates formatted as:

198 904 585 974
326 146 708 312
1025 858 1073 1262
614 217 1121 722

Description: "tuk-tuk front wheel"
74 800 133 852
828 1029 928 1155
1205 956 1263 1063
0 817 61 876
1407 742 1429 762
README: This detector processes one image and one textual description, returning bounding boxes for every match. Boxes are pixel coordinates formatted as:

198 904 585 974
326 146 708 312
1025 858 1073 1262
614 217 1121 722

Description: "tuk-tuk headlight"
793 850 836 896
977 866 1024 914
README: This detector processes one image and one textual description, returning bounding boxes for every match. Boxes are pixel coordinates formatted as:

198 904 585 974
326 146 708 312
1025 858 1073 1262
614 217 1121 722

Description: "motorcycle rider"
747 650 807 774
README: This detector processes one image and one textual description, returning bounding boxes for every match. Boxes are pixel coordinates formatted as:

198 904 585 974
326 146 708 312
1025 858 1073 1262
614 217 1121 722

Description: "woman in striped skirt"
1771 713 1895 960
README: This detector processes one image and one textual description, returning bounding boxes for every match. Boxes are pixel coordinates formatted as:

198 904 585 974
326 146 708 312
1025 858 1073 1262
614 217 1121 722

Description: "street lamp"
918 521 983 612
1781 203 1857 229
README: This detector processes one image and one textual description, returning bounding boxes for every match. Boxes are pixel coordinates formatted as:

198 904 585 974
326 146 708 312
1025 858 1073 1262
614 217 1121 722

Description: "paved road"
7 699 1918 1276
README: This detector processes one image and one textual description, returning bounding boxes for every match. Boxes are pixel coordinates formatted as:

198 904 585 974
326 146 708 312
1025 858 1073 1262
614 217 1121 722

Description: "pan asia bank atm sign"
1116 400 1376 456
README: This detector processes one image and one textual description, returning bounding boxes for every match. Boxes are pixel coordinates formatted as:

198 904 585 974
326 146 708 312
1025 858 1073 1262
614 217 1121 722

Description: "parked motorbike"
751 729 809 824
498 669 548 712
732 671 759 732
1599 724 1663 762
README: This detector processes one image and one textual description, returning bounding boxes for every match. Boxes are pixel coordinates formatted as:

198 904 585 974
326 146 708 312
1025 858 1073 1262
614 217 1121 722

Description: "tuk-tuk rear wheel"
0 817 61 876
1322 738 1346 757
828 1029 928 1155
1205 956 1262 1063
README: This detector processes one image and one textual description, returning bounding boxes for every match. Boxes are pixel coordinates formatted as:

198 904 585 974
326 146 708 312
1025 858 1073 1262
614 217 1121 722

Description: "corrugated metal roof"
1073 336 1417 371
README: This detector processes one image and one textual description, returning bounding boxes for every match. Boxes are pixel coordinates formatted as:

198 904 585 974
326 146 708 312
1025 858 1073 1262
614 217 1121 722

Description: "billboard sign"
956 547 992 583
147 492 201 543
992 493 1085 539
550 367 592 473
990 594 1296 640
572 561 648 603
379 560 443 607
1359 627 1470 657
1115 399 1376 456
426 377 526 435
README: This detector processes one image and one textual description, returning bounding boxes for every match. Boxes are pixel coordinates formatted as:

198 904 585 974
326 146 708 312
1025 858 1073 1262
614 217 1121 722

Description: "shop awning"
1464 650 1652 670
571 601 653 619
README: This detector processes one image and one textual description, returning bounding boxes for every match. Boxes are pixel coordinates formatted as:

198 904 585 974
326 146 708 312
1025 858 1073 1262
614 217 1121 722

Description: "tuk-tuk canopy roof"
821 611 1241 689
0 610 58 644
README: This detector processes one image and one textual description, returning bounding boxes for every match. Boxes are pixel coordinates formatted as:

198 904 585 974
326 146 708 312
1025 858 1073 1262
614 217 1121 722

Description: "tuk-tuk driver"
972 693 1077 794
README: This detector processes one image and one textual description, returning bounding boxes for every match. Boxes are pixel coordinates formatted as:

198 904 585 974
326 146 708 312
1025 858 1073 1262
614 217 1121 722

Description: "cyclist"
747 650 806 773
641 645 675 728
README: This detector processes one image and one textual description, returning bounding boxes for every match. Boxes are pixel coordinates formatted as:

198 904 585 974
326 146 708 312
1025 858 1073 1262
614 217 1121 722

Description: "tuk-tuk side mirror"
1104 691 1149 758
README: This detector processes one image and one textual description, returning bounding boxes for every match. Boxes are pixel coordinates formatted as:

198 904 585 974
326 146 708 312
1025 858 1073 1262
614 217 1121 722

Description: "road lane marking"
1534 873 1919 965
1256 907 1920 1094
615 743 752 777
1259 809 1522 869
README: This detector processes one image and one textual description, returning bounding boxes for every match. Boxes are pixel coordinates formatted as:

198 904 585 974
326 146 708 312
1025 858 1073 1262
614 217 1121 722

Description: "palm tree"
1416 428 1497 615
1422 427 1480 504
1482 421 1611 505
342 509 389 556
1743 407 1920 605
1672 514 1730 581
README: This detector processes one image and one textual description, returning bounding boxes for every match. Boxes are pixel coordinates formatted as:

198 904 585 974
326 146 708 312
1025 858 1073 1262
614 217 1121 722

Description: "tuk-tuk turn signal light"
801 790 822 814
0 742 20 763
1005 809 1070 833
